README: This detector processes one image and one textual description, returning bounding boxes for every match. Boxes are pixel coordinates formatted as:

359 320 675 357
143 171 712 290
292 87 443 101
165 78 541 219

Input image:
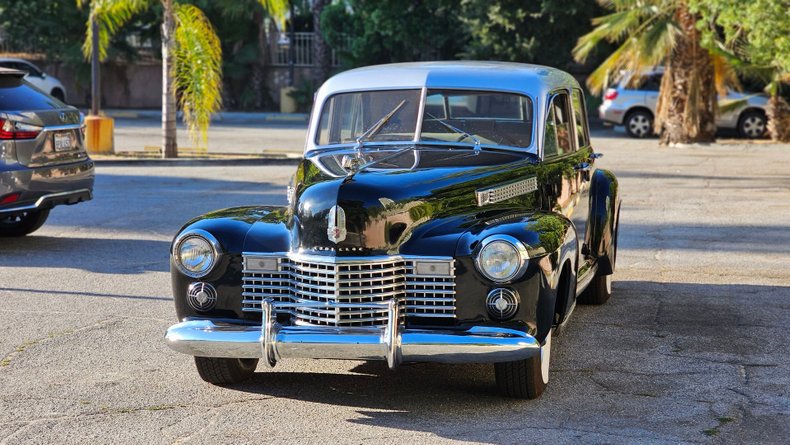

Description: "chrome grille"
242 254 456 327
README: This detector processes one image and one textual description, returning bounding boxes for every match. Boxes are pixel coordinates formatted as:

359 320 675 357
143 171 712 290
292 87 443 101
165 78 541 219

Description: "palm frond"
80 0 150 61
256 0 288 30
718 97 750 115
173 3 223 147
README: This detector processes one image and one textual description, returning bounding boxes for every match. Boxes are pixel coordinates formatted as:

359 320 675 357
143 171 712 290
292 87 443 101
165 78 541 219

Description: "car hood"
245 148 545 257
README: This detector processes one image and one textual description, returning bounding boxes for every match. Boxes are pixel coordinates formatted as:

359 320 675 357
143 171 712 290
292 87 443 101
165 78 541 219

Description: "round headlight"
174 230 219 278
475 235 528 283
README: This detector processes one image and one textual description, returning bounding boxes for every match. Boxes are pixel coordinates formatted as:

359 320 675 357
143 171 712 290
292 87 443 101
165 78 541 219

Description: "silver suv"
599 70 769 138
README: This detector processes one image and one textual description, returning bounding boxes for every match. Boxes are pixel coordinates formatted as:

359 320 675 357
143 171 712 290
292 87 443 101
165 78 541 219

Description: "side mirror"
41 72 47 79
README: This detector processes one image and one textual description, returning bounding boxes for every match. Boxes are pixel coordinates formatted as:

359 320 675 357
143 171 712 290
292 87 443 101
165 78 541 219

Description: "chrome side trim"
476 177 538 206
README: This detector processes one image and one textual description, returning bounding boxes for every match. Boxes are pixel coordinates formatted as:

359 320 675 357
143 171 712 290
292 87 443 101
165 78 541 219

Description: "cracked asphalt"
1 130 788 444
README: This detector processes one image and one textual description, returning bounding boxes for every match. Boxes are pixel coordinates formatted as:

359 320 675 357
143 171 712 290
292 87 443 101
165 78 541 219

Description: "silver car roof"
306 61 581 154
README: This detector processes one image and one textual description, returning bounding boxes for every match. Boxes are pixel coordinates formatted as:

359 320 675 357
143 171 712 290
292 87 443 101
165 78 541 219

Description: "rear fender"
587 169 620 275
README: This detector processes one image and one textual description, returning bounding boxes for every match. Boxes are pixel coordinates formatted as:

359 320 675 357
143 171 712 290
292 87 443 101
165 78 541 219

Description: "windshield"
314 89 534 149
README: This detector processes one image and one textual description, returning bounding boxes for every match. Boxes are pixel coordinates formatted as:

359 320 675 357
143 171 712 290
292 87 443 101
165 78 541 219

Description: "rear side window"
572 89 590 148
544 93 574 157
0 77 61 110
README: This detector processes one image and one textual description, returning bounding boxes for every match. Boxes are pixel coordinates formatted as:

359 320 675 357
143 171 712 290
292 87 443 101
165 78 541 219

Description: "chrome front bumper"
165 299 540 369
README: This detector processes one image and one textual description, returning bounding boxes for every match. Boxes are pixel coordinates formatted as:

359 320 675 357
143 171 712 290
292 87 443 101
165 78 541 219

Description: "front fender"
171 206 289 321
588 169 620 275
455 212 578 342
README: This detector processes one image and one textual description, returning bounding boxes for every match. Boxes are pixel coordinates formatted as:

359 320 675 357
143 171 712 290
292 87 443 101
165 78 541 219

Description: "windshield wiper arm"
354 100 408 154
424 112 481 152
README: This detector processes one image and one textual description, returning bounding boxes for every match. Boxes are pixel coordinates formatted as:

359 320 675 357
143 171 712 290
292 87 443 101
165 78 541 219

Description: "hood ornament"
327 205 347 244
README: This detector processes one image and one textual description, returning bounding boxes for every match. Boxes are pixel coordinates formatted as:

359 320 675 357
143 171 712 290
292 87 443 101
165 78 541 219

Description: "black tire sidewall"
0 209 50 237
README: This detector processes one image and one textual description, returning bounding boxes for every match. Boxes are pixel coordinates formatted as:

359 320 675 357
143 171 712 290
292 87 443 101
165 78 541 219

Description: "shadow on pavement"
218 280 789 443
0 236 171 274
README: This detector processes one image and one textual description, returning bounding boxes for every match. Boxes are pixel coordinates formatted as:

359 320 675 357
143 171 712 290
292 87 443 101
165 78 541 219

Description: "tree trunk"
766 93 790 142
161 0 178 158
312 0 331 88
656 3 716 146
250 9 266 110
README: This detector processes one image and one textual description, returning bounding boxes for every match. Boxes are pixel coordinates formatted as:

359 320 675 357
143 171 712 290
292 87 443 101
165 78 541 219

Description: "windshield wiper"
352 100 407 161
424 112 481 152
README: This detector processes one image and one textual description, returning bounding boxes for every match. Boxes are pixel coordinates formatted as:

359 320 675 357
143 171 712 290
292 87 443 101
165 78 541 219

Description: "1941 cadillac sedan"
165 62 620 399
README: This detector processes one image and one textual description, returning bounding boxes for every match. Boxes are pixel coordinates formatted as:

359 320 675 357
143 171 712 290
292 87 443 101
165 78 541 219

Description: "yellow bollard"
84 115 114 155
280 86 297 113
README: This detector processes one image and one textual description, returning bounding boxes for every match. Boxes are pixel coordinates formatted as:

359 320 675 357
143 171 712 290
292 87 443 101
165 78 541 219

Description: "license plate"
53 132 74 151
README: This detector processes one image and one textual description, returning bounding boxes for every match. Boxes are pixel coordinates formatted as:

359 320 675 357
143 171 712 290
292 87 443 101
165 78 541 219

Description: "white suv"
599 70 768 138
0 58 67 103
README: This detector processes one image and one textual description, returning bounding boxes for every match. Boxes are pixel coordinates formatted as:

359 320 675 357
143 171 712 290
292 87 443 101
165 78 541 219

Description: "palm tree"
573 0 718 145
79 0 287 158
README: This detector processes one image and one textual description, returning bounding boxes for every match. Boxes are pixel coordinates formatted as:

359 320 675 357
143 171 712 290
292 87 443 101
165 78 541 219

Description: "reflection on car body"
164 62 621 399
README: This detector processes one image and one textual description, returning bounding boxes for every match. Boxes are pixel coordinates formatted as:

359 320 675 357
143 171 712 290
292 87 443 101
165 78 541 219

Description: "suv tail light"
0 118 42 139
603 89 618 101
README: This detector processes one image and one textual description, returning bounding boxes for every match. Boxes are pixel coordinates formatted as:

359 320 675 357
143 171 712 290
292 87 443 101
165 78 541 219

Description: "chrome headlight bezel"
474 234 529 283
172 229 221 278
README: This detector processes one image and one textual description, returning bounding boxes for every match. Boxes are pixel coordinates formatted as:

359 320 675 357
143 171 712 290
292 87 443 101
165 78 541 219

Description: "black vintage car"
165 62 620 399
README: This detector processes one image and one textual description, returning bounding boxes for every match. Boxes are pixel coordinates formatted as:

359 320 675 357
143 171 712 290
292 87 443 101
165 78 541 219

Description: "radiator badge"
327 205 347 243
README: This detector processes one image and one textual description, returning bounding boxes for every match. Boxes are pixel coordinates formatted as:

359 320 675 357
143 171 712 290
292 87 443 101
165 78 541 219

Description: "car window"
0 76 61 110
544 93 574 157
316 89 421 145
421 90 534 148
572 89 589 148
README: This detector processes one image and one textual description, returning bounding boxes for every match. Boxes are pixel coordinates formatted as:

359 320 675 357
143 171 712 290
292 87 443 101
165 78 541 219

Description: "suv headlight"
173 229 220 278
475 235 529 283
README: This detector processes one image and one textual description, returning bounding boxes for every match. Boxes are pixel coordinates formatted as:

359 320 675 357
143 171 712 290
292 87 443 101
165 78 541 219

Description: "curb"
92 157 303 167
90 109 310 125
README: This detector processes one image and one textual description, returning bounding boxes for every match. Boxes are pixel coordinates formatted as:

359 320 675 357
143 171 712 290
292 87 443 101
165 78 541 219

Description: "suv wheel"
625 110 653 138
738 111 767 139
0 209 50 237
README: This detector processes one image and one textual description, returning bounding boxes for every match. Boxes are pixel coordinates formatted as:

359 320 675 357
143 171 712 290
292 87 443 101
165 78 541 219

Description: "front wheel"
194 357 258 385
495 329 552 399
0 209 50 237
624 110 654 138
578 274 612 305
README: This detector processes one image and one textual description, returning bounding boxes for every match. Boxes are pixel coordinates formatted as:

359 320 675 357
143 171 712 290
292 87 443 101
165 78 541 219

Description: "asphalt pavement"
1 130 789 444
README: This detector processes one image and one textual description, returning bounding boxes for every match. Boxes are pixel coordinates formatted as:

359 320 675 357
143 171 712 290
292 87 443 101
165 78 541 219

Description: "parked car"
599 70 769 138
164 62 621 399
0 58 67 103
0 68 94 236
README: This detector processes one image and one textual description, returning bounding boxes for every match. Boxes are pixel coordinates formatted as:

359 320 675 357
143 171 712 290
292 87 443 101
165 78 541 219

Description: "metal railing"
273 32 351 67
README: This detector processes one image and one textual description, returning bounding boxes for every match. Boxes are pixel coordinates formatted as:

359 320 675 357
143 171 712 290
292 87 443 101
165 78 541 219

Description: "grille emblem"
327 205 347 243
59 112 68 122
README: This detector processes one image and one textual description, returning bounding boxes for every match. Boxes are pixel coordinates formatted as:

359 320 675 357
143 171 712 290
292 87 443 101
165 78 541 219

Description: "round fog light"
486 288 519 320
187 282 217 311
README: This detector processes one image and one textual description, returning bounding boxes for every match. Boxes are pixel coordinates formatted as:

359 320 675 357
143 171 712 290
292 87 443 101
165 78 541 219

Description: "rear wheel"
738 111 767 139
624 110 653 138
495 329 552 399
0 209 50 237
194 357 258 385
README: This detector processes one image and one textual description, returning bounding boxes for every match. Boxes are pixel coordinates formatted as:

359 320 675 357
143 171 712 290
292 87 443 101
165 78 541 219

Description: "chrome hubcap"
742 116 765 138
628 115 651 137
541 329 552 384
